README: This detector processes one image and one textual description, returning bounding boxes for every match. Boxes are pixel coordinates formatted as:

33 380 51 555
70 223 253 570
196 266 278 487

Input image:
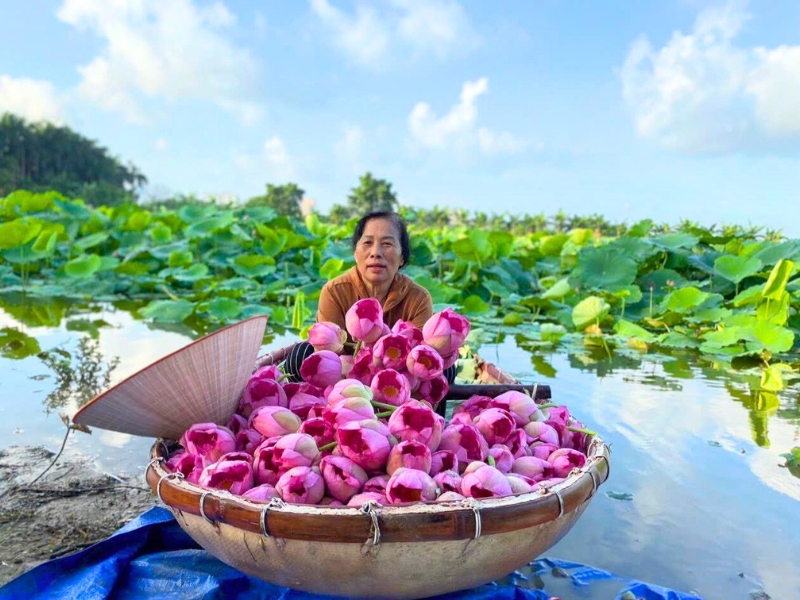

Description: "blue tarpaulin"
0 508 702 600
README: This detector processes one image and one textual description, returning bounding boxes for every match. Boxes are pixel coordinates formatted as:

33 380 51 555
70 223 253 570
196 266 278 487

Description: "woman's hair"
351 211 411 268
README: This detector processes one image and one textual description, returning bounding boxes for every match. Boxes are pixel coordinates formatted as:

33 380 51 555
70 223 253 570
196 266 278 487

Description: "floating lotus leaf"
0 327 42 359
140 299 195 323
540 323 567 344
460 295 490 314
614 319 655 341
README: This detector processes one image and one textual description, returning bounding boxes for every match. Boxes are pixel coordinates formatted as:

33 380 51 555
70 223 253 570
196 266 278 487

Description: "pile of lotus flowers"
164 299 592 506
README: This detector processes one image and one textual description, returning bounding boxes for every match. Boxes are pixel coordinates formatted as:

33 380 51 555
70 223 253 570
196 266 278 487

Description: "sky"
1 0 800 233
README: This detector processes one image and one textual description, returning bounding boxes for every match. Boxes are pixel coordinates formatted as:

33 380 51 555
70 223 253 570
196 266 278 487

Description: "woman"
286 211 442 378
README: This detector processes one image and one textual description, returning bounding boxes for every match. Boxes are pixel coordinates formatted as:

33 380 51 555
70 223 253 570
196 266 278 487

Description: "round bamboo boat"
145 352 610 600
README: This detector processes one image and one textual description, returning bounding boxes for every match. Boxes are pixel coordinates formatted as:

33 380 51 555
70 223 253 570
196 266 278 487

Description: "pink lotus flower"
308 321 347 353
242 484 280 502
387 400 444 451
320 497 345 506
440 350 459 370
503 429 531 458
436 491 466 502
166 451 207 484
386 468 438 504
433 470 462 494
347 492 386 507
320 455 368 503
289 390 327 421
199 456 254 495
438 423 489 472
272 433 320 472
488 445 515 474
414 374 449 410
387 440 432 475
422 308 470 356
544 405 571 427
323 396 376 428
180 423 236 462
249 406 301 438
372 334 410 370
391 320 424 346
239 377 288 418
460 463 512 498
370 369 411 407
529 442 559 460
506 474 535 494
430 450 458 476
326 378 373 405
345 298 385 344
524 421 560 446
346 348 375 384
473 408 516 447
283 381 323 401
226 414 263 454
363 474 390 494
300 350 343 388
276 466 325 504
548 448 586 478
491 391 543 427
452 395 493 421
335 420 392 472
252 438 281 485
299 417 335 449
253 364 282 381
406 345 444 380
511 456 554 483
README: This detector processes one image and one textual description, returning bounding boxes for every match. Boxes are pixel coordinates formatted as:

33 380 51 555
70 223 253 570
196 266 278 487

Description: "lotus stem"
537 402 558 409
375 410 393 418
370 400 399 412
568 426 597 436
319 441 338 452
487 455 496 467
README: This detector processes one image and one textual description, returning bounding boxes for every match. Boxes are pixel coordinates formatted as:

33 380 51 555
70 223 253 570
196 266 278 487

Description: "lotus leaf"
64 254 102 278
763 259 794 300
0 327 42 359
539 234 568 257
140 299 195 322
204 298 243 321
461 295 490 314
572 296 610 331
0 218 42 250
662 287 710 313
540 323 567 344
542 277 572 300
232 255 276 278
713 255 762 284
649 232 699 251
573 246 638 292
168 250 194 268
614 319 655 341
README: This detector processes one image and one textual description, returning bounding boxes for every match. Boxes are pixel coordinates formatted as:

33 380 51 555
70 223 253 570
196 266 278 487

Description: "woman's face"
354 217 404 290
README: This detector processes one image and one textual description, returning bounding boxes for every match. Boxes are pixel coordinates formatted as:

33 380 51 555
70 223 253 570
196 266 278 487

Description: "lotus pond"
1 192 800 598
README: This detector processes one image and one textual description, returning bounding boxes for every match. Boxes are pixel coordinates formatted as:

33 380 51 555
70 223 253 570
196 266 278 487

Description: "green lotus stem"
319 441 338 452
487 455 496 467
370 400 399 412
376 410 393 418
568 426 597 436
538 402 558 409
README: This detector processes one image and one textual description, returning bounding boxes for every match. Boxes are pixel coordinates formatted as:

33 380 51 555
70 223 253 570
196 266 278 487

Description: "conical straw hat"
74 316 267 440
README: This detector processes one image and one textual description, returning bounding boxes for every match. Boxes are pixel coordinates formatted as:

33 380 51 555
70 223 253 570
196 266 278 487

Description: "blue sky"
1 1 800 233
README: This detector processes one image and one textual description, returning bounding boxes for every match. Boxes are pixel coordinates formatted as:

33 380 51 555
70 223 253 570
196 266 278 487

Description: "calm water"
1 300 798 600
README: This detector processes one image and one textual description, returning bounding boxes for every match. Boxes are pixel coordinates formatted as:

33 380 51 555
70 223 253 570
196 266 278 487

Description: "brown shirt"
317 267 433 330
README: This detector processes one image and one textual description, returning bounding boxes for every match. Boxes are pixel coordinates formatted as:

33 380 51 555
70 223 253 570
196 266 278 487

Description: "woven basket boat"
77 318 610 599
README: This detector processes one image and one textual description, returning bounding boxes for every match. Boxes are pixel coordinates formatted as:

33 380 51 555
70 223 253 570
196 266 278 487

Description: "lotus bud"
370 368 411 407
524 421 560 446
252 437 281 485
438 423 489 472
506 473 535 494
227 414 264 454
491 390 542 427
504 429 531 458
249 406 301 438
308 321 347 353
165 451 207 484
199 457 254 495
414 374 449 412
299 417 335 449
320 497 345 506
488 445 515 474
548 448 586 478
335 420 392 472
324 396 376 428
391 319 424 346
252 364 282 381
326 378 373 405
346 348 375 384
422 308 470 356
289 391 327 421
472 408 516 447
452 395 493 421
406 344 444 380
180 423 236 462
430 450 458 476
276 466 325 504
363 474 390 494
433 470 462 494
440 349 459 370
241 484 280 502
239 377 288 417
387 400 444 451
273 433 320 472
300 350 343 388
461 463 512 498
345 298 384 344
372 334 410 370
530 442 560 460
385 468 438 504
386 440 432 475
347 492 386 507
320 455 368 503
511 456 554 482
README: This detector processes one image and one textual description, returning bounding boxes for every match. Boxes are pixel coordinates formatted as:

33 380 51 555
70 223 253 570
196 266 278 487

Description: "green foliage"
0 113 145 205
246 183 304 219
330 173 399 222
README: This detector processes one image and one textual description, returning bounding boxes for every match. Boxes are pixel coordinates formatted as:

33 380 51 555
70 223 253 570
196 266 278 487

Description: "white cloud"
477 127 530 154
409 77 487 147
621 2 800 152
310 0 478 68
392 0 479 58
57 0 263 124
0 75 64 123
310 0 390 68
235 135 295 179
